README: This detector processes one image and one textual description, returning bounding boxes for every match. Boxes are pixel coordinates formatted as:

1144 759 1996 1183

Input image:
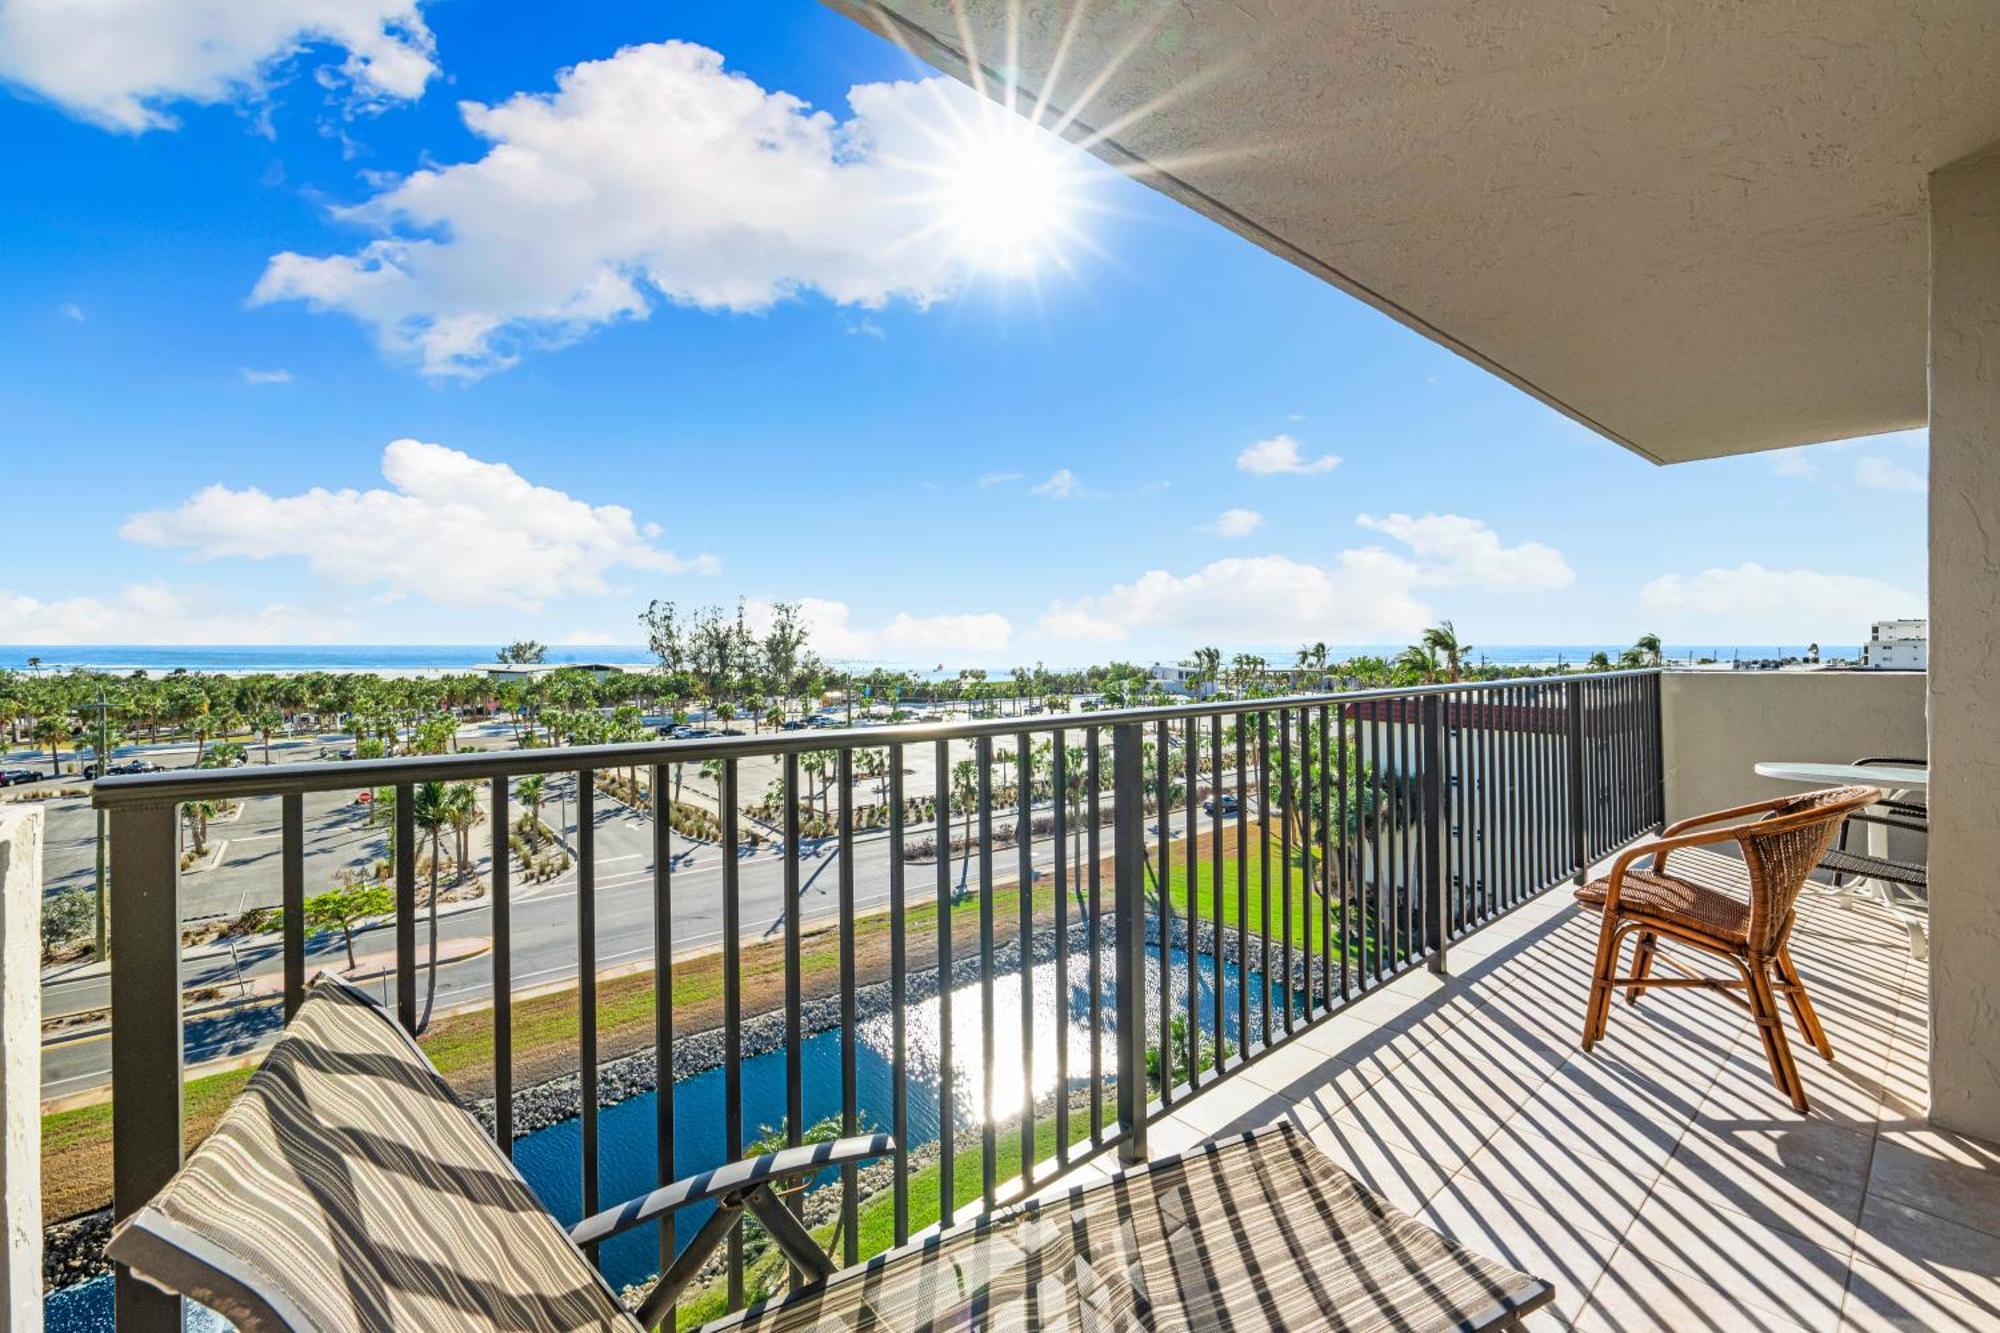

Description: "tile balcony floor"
1065 849 1998 1331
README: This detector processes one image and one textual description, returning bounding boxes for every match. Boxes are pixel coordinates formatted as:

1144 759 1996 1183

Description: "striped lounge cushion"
107 974 637 1333
704 1122 1552 1332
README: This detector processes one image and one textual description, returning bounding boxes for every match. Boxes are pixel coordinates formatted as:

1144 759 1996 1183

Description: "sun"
931 110 1082 275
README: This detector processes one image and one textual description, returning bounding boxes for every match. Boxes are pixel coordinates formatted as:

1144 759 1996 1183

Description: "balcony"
1109 850 1985 1330
53 667 1992 1330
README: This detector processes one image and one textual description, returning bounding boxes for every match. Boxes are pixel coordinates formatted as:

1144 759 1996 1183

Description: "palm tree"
1588 650 1613 671
1634 632 1664 667
445 782 482 885
698 757 728 830
33 713 68 778
514 775 548 842
411 780 453 1030
252 708 284 765
1422 621 1472 682
183 799 218 854
1395 644 1441 685
950 757 980 892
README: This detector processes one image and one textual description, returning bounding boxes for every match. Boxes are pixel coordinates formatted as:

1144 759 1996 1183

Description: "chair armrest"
569 1134 895 1249
1660 792 1834 838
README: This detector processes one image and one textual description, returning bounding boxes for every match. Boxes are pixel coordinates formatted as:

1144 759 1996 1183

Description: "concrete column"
1927 141 2000 1143
0 806 44 1331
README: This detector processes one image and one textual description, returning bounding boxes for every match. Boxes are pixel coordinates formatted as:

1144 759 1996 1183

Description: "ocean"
0 644 1862 676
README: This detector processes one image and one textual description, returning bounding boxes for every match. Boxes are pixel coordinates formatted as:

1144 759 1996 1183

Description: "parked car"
0 769 39 788
780 719 809 731
807 715 843 728
1203 793 1241 816
85 760 164 779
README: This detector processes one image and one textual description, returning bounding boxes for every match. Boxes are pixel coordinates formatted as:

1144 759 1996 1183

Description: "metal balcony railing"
93 670 1663 1329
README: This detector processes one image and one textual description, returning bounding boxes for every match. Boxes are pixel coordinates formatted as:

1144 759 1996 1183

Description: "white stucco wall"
0 805 43 1330
1928 141 2000 1144
1660 672 1927 825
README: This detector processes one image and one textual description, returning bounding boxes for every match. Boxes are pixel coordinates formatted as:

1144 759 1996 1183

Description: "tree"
446 782 482 885
759 601 809 719
950 758 980 893
411 780 453 1029
515 775 548 842
251 707 284 765
1394 644 1441 685
183 799 218 854
33 712 69 778
496 640 548 665
1634 632 1663 667
640 600 688 675
1422 621 1472 683
1588 651 1613 671
301 883 394 969
1189 645 1222 698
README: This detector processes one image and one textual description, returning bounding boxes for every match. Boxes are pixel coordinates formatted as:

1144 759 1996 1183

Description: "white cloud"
1205 508 1263 538
1639 562 1923 639
1853 455 1925 494
0 0 437 133
120 438 717 611
1768 447 1818 479
252 42 1047 377
1039 511 1571 648
748 597 1011 661
1039 551 1428 645
58 301 84 322
1356 513 1574 590
1031 469 1080 499
0 583 343 644
241 367 293 384
977 471 1024 488
1236 433 1339 476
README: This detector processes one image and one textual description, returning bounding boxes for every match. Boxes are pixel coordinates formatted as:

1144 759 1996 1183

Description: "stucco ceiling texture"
831 1 2000 464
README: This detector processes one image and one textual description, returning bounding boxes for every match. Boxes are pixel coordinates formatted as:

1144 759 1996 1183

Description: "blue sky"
0 0 1927 665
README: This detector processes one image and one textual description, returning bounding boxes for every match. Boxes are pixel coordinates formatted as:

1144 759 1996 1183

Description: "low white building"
1147 662 1210 698
1863 619 1928 670
484 662 628 685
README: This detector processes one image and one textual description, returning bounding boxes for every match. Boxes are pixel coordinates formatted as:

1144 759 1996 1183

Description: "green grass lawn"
1156 824 1331 954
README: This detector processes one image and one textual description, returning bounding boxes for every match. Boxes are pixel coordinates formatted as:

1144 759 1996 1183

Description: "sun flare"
915 101 1091 277
935 119 1074 272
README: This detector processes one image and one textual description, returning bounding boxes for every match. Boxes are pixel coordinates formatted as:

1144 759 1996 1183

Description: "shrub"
41 889 96 958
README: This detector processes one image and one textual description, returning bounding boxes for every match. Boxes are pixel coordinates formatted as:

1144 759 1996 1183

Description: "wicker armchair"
1573 785 1878 1112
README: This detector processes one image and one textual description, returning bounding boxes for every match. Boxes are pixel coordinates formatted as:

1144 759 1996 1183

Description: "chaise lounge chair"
108 975 1554 1331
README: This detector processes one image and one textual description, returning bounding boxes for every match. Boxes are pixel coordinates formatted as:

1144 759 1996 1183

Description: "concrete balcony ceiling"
826 1 2000 463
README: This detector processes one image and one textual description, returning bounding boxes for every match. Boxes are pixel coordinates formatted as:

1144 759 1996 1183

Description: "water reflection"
48 942 1287 1325
517 942 1284 1292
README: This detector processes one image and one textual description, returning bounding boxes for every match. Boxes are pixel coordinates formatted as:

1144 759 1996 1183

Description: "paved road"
42 781 1236 1099
35 713 1242 1098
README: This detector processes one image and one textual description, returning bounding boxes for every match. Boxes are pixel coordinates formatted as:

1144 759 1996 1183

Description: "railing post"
1648 669 1667 830
108 799 184 1332
1112 721 1147 1165
1421 694 1447 974
1565 679 1588 883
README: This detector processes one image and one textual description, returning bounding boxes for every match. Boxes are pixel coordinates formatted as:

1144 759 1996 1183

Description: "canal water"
47 944 1285 1328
